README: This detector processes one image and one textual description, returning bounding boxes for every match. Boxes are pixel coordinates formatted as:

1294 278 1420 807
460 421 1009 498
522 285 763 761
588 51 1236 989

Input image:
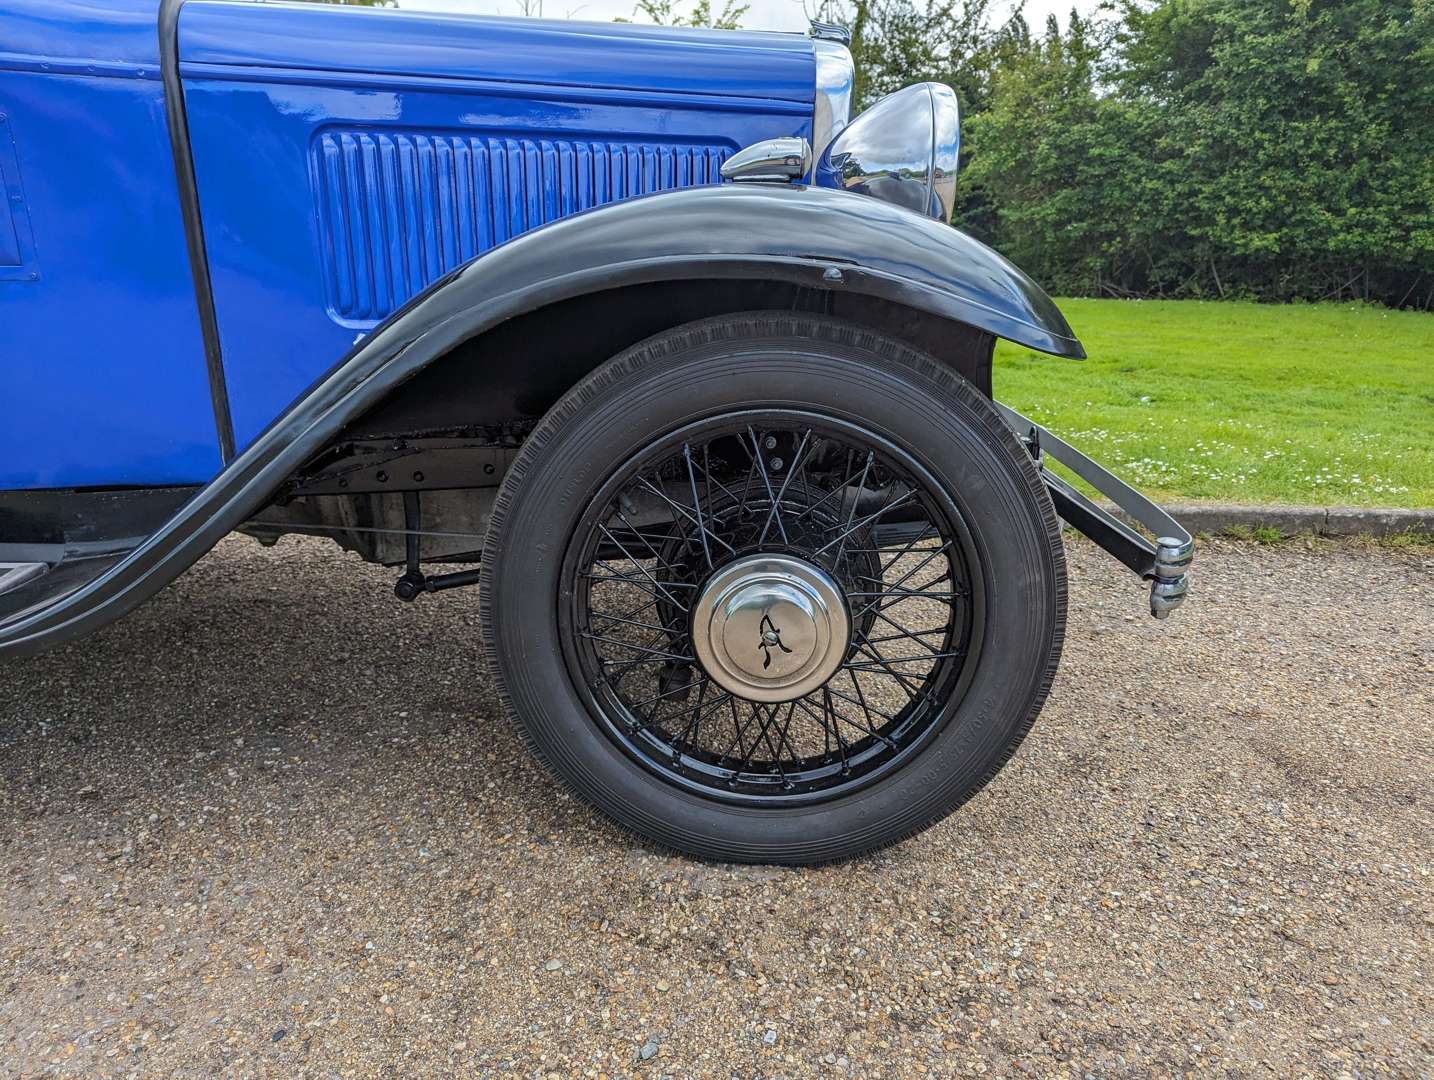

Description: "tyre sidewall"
483 317 1063 862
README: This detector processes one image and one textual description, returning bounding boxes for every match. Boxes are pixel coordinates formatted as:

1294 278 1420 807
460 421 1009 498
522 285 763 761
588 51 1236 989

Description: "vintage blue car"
0 0 1191 863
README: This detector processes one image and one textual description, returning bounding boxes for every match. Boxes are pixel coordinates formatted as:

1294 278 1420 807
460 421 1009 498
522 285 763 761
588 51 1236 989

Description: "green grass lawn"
992 299 1434 508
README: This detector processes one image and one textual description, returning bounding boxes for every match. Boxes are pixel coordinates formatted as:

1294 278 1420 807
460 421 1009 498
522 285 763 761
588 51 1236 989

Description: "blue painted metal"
180 2 816 105
0 113 39 281
0 0 818 482
0 0 222 490
0 0 161 75
311 129 733 326
178 1 815 447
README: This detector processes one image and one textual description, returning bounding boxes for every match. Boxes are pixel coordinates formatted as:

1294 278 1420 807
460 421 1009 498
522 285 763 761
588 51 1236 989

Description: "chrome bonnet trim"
811 38 854 176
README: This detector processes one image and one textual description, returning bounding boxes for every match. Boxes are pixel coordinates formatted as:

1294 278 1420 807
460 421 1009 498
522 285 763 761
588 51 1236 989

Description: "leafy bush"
835 0 1434 307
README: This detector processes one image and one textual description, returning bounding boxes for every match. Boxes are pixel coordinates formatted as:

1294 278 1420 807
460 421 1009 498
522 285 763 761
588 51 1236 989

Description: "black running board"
0 486 198 632
0 547 131 628
994 402 1193 619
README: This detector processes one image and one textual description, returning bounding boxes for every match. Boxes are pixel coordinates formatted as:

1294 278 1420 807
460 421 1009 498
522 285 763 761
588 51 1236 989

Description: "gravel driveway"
1 535 1429 1078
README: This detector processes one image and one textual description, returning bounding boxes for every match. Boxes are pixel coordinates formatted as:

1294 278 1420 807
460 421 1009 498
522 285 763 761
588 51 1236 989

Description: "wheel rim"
559 410 983 807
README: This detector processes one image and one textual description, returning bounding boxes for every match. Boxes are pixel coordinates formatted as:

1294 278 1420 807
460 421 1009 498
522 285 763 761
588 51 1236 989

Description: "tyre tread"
479 312 1066 864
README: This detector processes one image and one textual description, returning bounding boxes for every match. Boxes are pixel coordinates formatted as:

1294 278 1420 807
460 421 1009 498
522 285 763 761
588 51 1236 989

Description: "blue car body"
2 0 815 486
1 0 1191 664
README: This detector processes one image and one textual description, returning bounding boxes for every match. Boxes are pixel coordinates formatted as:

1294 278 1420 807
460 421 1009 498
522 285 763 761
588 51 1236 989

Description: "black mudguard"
0 184 1083 658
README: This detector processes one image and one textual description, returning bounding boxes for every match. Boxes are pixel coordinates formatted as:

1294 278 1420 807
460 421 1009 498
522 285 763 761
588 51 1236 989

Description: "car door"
0 0 223 491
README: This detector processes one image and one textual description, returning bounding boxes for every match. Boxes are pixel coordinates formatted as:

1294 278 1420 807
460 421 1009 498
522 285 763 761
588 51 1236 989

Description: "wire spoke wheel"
560 412 982 806
483 313 1065 863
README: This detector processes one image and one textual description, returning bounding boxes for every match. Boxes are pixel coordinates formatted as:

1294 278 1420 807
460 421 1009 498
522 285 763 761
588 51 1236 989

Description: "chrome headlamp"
814 82 960 224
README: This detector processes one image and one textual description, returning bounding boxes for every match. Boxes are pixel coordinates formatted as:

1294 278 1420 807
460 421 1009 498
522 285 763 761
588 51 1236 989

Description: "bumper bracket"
995 402 1193 619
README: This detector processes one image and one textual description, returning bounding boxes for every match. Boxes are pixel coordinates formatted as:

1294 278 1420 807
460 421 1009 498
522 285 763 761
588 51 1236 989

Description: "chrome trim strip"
811 38 853 173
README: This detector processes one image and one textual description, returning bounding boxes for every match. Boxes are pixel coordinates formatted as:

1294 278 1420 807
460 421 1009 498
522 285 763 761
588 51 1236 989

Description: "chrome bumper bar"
995 402 1193 619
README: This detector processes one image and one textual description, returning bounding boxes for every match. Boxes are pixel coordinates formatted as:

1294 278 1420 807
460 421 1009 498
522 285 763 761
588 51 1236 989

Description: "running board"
0 561 48 597
994 402 1193 619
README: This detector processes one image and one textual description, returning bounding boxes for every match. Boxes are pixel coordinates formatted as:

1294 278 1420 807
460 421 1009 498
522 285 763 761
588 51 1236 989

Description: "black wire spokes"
568 418 975 803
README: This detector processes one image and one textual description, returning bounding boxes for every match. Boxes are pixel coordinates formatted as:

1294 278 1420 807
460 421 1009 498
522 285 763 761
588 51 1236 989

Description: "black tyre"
480 312 1066 864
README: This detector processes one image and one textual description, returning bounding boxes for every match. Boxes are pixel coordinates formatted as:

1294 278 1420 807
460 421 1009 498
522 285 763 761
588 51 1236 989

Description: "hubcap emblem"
691 554 850 703
758 616 791 669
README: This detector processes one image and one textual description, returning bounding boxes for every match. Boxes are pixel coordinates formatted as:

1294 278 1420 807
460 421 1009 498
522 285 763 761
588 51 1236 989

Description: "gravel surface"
1 535 1429 1078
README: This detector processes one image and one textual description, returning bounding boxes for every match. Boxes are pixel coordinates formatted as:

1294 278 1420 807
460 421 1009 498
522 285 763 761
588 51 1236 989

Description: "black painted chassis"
254 399 1194 619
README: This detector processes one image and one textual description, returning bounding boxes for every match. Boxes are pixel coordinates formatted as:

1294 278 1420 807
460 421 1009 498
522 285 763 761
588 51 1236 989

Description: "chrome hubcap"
691 554 850 703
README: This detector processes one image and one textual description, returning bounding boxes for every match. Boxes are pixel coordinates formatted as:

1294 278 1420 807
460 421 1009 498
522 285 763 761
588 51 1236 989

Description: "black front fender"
0 184 1081 658
377 182 1084 363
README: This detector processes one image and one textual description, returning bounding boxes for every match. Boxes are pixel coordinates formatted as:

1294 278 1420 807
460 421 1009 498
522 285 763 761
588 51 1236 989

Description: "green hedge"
946 0 1434 307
